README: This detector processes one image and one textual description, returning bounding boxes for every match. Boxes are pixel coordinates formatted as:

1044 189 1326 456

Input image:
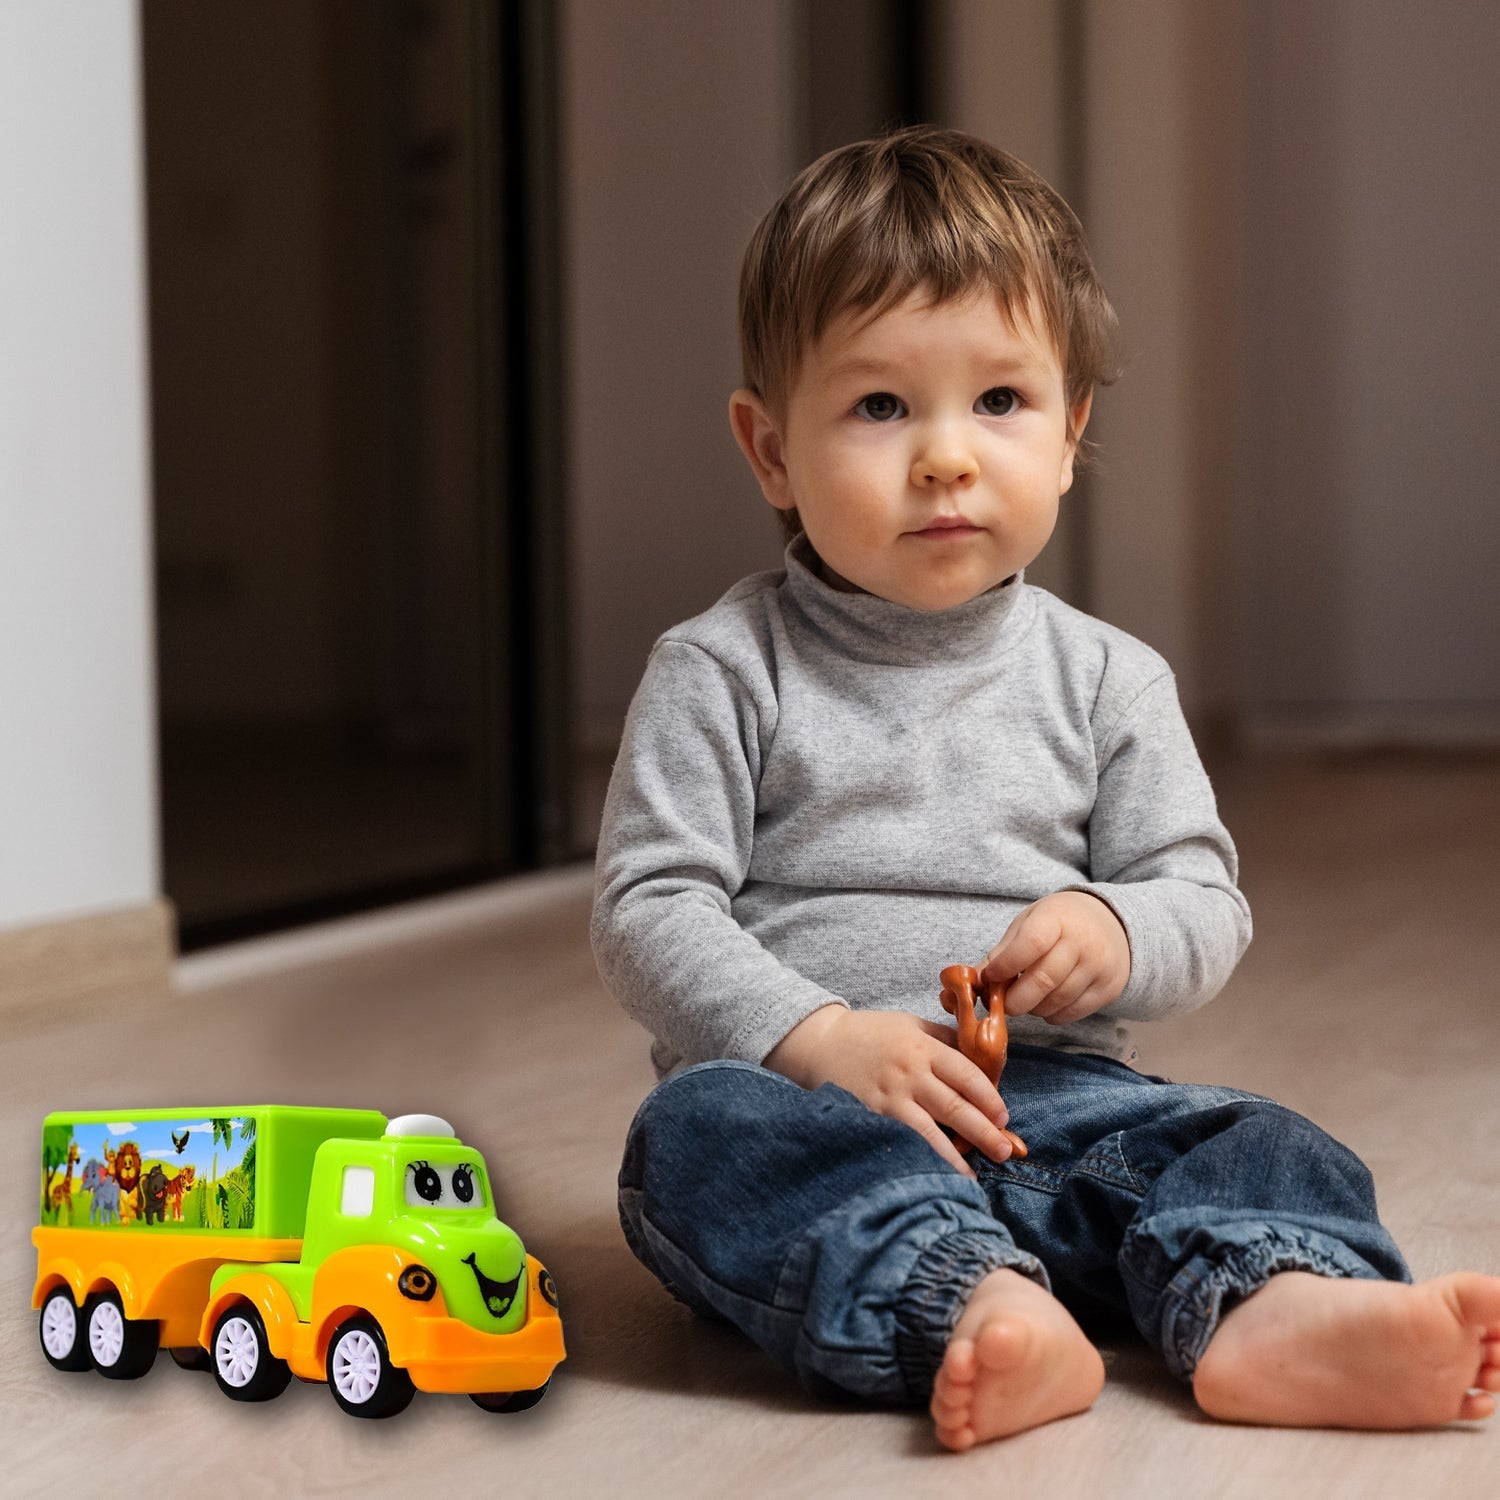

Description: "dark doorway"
143 0 568 949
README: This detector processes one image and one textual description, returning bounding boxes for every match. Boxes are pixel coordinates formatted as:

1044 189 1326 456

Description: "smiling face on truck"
376 1140 526 1330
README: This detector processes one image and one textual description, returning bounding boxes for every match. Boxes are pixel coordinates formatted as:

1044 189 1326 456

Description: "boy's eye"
853 392 904 422
977 387 1020 416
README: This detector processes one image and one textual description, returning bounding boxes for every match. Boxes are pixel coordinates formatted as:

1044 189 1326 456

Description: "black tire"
211 1305 292 1402
39 1287 90 1372
169 1346 212 1371
325 1316 414 1419
471 1377 551 1413
84 1290 158 1379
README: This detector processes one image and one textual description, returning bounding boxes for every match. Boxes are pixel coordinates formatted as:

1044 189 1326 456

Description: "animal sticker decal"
115 1141 143 1225
38 1116 257 1231
81 1158 120 1225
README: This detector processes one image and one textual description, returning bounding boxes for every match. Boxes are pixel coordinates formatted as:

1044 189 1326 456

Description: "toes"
934 1421 977 1453
1476 1363 1500 1394
930 1388 970 1425
1450 1274 1500 1330
1458 1390 1496 1423
940 1336 978 1385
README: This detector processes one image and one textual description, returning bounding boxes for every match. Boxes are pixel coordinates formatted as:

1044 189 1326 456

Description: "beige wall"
1239 0 1500 746
950 0 1500 740
563 0 793 752
940 0 1085 609
559 0 1500 747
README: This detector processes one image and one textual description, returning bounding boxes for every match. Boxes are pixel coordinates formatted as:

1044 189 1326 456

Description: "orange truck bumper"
402 1295 565 1394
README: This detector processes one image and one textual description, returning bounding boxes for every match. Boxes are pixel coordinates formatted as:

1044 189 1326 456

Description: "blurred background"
2 0 1496 959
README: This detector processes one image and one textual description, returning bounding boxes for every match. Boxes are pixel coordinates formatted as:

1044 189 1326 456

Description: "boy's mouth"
907 517 982 539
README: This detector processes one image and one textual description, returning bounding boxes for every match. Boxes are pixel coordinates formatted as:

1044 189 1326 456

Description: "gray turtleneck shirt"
592 534 1251 1080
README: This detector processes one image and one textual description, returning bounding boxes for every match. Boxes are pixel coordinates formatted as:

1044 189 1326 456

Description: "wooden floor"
4 755 1498 1499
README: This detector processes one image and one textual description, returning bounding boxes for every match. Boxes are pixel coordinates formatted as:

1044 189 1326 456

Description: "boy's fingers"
983 908 1061 985
1028 955 1091 1018
1046 981 1113 1026
984 907 1029 969
999 940 1076 1015
920 1079 1013 1163
930 1047 1009 1127
897 1105 974 1177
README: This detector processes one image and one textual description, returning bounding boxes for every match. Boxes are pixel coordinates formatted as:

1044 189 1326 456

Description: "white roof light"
384 1113 457 1139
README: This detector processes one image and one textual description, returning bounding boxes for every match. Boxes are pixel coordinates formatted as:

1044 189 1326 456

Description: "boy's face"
730 287 1090 611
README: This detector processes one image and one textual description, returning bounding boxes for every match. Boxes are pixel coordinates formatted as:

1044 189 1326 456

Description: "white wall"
0 6 159 930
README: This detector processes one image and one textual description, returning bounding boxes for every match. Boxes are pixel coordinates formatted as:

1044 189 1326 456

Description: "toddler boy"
591 126 1500 1447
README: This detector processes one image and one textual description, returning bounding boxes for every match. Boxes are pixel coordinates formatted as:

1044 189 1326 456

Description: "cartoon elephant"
81 1158 121 1225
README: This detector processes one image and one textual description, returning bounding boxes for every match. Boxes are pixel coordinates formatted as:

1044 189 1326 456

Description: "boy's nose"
910 428 976 488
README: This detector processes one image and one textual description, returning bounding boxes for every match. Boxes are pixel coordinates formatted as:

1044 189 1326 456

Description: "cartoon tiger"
164 1165 196 1221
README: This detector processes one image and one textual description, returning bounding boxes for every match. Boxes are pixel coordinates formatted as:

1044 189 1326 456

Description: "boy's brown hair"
738 125 1121 540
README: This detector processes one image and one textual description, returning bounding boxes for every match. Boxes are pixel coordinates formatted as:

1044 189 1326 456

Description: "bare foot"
930 1268 1105 1451
1193 1270 1500 1428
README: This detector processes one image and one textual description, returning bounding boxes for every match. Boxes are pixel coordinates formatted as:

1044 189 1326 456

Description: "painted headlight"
538 1267 559 1309
399 1263 437 1301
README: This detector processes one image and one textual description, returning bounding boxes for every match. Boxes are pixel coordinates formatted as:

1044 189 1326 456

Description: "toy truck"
34 1106 564 1417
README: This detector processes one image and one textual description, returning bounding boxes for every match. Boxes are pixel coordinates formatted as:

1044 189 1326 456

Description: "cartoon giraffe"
939 964 1028 1159
49 1141 81 1221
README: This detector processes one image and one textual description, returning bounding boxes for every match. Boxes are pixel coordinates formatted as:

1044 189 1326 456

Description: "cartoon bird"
171 1128 190 1154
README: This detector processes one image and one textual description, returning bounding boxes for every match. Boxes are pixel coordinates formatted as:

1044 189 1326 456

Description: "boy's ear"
1059 389 1095 495
728 389 796 511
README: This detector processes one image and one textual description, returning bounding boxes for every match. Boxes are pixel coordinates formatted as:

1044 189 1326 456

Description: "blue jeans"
617 1047 1410 1405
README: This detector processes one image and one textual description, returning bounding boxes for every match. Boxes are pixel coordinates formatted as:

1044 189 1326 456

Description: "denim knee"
1120 1099 1410 1379
617 1062 773 1310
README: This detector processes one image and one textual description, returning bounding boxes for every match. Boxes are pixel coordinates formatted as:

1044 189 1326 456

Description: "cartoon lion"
114 1141 143 1225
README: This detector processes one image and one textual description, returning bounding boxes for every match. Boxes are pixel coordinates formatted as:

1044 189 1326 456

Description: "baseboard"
174 865 594 992
0 898 177 1017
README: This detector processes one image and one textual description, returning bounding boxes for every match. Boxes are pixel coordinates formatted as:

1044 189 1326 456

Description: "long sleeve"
590 640 844 1072
1067 672 1252 1021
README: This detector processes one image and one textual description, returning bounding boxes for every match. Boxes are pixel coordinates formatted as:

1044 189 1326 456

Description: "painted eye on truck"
451 1165 475 1203
410 1161 443 1203
399 1264 437 1301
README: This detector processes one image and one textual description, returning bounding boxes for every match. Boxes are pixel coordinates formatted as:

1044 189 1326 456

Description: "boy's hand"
983 891 1131 1025
763 1006 1013 1177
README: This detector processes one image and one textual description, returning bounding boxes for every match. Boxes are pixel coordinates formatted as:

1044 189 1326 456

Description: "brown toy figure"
939 964 1028 1160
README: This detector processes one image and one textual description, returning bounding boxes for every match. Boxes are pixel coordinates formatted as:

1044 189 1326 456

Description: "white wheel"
331 1327 381 1405
39 1287 90 1372
210 1304 290 1402
42 1295 78 1361
214 1315 260 1387
89 1299 125 1368
324 1316 413 1418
